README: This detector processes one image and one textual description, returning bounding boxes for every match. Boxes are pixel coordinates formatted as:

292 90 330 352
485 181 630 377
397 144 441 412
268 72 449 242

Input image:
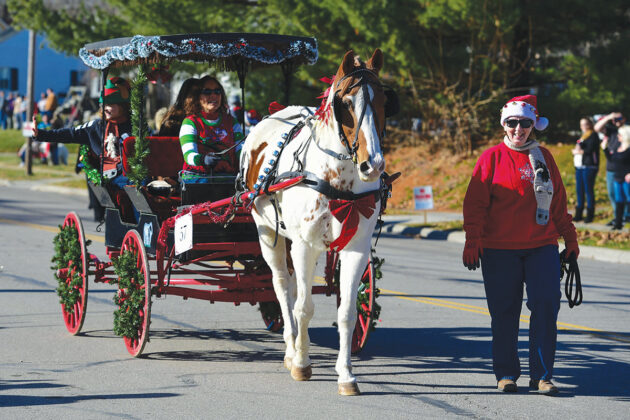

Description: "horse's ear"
366 49 383 75
338 50 355 77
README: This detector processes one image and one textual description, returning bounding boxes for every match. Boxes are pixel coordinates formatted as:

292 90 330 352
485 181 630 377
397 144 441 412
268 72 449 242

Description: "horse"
240 49 390 396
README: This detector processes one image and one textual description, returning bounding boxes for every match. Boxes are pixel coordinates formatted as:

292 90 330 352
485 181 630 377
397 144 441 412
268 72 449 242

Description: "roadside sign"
22 121 33 137
414 186 434 210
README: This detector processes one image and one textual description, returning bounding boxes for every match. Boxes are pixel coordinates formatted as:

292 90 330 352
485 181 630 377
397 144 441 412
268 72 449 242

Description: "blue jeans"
575 166 597 209
481 245 561 381
614 180 630 203
607 171 630 218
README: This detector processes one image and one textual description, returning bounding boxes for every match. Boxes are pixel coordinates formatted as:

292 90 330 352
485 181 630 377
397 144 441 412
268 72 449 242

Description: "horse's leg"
289 240 318 381
255 222 297 369
335 247 370 396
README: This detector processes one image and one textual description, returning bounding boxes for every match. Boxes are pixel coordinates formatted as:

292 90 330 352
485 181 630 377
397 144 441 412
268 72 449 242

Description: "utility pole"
25 30 36 175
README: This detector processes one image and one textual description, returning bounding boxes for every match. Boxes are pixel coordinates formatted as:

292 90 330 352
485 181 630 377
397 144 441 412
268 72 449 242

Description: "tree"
8 0 630 149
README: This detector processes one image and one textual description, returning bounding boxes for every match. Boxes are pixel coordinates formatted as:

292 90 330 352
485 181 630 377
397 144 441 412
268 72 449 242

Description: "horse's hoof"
284 357 292 370
290 365 312 381
338 382 361 396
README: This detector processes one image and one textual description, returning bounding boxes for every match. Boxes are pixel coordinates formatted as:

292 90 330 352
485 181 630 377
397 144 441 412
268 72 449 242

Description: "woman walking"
462 95 579 395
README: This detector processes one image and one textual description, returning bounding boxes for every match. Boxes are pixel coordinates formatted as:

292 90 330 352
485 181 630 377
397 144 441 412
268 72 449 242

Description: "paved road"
1 185 629 419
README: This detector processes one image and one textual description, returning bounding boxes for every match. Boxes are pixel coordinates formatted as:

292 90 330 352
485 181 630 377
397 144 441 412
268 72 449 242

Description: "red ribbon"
329 194 376 251
268 101 286 115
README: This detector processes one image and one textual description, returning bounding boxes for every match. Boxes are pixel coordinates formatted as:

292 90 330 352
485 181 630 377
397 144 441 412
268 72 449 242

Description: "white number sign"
174 213 193 255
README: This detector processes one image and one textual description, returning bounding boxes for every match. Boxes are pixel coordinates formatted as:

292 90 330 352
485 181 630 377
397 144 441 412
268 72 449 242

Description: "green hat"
100 77 130 104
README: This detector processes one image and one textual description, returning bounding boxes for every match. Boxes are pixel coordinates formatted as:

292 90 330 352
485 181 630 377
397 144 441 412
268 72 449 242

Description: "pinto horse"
241 49 388 395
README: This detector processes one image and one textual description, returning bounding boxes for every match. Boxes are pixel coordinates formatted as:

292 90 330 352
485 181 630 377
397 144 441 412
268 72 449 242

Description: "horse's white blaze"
352 85 384 181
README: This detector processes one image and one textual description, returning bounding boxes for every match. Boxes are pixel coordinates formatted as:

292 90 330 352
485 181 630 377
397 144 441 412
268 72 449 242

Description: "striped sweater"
179 112 244 175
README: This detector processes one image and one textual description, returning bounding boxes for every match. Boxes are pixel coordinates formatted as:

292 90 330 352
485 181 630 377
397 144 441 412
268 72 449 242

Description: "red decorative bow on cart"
329 194 376 251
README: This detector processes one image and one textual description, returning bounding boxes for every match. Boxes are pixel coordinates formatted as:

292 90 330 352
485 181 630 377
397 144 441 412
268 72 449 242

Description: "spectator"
594 112 630 224
463 95 578 396
12 94 23 129
37 113 52 164
37 92 47 115
571 117 600 222
44 88 58 118
4 92 14 129
0 91 5 129
603 125 630 230
229 94 244 126
245 108 261 135
19 95 27 128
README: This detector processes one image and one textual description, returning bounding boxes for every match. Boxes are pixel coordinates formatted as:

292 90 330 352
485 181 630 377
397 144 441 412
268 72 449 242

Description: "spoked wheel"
116 230 152 357
57 211 89 335
351 259 376 354
259 300 284 332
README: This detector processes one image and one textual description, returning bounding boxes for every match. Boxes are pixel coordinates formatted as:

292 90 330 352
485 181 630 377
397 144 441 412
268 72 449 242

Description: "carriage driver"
178 75 244 183
32 77 137 223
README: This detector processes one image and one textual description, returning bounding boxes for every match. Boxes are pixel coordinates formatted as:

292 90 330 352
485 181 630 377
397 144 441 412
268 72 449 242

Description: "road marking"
379 287 630 344
3 217 628 343
0 218 104 243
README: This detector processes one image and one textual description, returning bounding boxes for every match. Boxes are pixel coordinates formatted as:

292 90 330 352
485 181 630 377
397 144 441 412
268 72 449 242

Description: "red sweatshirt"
463 142 577 249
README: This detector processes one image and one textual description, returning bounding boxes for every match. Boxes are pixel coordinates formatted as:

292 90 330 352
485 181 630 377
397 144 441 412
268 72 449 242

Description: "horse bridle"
332 68 383 163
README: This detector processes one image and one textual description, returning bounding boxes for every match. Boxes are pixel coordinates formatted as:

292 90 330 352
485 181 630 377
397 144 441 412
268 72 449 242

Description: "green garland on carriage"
51 225 90 311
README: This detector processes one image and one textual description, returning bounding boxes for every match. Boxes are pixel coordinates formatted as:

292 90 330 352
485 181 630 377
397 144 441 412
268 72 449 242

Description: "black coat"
36 118 132 158
578 131 600 167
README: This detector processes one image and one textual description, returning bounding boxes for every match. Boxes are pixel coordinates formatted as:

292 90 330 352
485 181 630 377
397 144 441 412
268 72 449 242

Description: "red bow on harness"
329 194 376 251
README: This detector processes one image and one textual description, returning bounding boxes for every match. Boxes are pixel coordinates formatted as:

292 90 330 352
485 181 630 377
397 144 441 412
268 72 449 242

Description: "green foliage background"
7 0 630 150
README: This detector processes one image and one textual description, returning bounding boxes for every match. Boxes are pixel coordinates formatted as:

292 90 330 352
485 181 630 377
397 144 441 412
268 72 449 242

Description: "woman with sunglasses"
179 75 244 183
462 95 579 395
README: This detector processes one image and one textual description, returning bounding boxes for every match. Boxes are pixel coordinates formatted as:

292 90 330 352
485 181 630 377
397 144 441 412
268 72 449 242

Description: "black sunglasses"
614 117 624 123
505 119 533 129
201 88 222 95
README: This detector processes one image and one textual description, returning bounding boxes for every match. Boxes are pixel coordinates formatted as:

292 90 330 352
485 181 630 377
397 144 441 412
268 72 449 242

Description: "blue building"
0 27 88 99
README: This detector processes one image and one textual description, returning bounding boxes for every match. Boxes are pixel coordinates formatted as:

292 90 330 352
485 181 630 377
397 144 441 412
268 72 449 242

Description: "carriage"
53 33 391 363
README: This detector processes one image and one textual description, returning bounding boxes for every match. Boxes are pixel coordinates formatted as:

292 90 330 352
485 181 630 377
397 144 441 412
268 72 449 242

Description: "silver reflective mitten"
529 147 553 225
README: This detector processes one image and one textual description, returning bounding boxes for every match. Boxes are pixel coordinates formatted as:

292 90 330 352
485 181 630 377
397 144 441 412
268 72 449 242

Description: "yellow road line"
0 217 104 243
379 287 630 343
3 217 628 343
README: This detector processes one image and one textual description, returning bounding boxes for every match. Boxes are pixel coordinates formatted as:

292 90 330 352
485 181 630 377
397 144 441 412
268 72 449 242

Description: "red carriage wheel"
259 300 284 332
59 211 89 335
117 230 152 357
350 259 376 354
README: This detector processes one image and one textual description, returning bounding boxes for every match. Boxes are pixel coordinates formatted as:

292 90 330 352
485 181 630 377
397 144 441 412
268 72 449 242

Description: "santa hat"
100 77 130 105
500 94 549 131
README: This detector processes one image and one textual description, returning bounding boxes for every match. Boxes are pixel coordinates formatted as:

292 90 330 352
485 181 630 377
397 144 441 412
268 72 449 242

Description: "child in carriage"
32 77 137 222
178 76 244 183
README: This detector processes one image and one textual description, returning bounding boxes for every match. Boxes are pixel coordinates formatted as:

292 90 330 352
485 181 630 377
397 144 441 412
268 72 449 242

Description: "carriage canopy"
80 33 318 71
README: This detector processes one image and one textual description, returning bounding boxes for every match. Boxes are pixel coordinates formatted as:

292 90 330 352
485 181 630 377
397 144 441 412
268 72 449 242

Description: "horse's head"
331 49 389 183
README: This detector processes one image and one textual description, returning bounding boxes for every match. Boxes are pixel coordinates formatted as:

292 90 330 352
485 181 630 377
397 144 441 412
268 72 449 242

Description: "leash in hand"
560 249 582 308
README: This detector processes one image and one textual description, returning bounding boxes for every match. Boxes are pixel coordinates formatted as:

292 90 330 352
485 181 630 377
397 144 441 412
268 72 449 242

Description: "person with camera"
594 112 630 224
463 95 578 395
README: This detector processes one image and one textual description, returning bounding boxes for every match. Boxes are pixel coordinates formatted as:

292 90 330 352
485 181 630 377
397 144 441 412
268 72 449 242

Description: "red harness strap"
328 194 376 251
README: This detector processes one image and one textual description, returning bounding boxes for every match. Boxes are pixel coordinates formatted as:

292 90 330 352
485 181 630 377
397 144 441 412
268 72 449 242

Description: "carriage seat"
122 136 184 219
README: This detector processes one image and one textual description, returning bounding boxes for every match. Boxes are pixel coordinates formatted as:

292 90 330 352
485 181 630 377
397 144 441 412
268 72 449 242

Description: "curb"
381 221 630 265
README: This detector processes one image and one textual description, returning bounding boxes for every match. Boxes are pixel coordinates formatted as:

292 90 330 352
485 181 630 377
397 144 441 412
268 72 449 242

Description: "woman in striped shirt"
179 76 244 183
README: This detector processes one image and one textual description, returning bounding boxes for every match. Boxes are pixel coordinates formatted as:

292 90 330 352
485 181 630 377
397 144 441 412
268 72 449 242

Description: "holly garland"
126 66 151 188
77 144 104 185
111 249 146 339
333 249 383 332
51 225 90 312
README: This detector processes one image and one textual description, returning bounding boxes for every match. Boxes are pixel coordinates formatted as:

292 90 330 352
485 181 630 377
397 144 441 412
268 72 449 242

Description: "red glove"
564 240 580 260
463 239 483 270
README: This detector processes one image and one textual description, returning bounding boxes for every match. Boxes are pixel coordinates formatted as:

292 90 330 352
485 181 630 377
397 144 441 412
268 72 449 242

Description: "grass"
0 129 79 154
